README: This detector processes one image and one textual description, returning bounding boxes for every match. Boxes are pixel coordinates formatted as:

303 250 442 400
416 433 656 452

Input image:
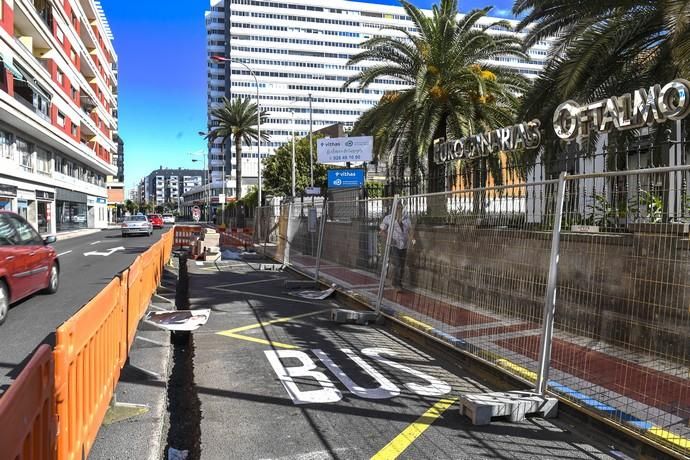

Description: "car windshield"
126 216 147 222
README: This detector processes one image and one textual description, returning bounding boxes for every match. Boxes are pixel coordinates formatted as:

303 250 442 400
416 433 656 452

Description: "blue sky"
99 0 517 192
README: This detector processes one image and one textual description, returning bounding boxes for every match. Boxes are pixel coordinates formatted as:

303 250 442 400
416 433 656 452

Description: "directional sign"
84 246 125 257
327 169 365 188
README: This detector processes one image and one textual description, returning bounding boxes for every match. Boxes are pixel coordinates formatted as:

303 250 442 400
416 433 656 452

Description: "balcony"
31 0 54 32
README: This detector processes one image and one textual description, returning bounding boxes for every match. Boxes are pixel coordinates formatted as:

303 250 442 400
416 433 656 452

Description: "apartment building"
139 168 205 207
0 0 118 232
204 0 548 200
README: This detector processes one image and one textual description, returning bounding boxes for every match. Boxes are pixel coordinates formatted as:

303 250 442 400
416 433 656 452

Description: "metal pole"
535 172 567 395
256 75 261 207
222 140 226 226
375 195 399 315
291 109 296 198
314 197 327 283
308 93 314 187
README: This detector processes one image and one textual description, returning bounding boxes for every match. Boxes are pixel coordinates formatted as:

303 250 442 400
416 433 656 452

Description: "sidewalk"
156 257 641 459
272 246 690 458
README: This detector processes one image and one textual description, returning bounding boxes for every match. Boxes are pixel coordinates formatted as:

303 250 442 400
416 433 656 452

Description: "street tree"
346 0 529 193
124 199 137 215
513 0 690 152
206 97 270 201
262 135 327 197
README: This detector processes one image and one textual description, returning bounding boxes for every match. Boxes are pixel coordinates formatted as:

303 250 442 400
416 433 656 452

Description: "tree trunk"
235 138 242 202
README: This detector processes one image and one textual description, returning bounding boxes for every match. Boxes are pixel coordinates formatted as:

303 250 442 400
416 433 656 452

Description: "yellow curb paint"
371 397 457 460
397 315 433 333
648 427 690 451
219 332 299 350
496 359 537 383
219 309 330 335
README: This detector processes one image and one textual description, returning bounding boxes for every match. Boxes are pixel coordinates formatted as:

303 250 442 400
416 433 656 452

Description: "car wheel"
122 233 127 238
45 264 59 294
0 281 8 326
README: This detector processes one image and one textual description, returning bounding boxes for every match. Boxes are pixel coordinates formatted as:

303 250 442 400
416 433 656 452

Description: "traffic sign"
305 187 321 195
327 169 365 188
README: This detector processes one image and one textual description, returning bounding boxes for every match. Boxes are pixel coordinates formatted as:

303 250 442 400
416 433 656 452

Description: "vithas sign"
327 169 365 188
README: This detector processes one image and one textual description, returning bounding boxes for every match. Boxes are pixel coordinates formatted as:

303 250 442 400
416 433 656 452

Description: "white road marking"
84 246 125 257
57 250 72 257
89 240 102 245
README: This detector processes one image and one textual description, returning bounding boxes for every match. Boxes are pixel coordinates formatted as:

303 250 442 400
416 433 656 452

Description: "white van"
162 213 175 224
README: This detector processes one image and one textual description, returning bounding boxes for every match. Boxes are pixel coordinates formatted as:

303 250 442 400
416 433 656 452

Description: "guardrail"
0 227 177 459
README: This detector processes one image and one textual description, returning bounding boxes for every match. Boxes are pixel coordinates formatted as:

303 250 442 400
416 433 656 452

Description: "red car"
147 214 164 229
0 211 59 325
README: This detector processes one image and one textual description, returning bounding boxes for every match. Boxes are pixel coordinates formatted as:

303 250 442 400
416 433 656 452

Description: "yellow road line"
219 309 330 335
220 332 299 350
371 397 457 460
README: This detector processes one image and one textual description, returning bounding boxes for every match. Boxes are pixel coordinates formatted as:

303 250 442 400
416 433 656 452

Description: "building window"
36 148 51 175
71 85 77 100
56 68 63 85
56 27 63 43
57 111 65 127
71 122 77 137
0 130 12 160
16 138 33 172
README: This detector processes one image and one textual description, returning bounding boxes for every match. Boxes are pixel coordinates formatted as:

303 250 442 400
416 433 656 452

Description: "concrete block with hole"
458 391 558 425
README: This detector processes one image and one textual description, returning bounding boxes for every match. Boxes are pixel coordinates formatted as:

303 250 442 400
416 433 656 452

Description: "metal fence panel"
553 168 690 455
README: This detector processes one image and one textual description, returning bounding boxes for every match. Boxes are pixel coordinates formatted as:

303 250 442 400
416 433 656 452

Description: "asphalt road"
0 226 172 393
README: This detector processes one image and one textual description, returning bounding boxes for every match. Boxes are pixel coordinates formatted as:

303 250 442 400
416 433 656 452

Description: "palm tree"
346 0 529 193
513 0 690 148
207 97 269 201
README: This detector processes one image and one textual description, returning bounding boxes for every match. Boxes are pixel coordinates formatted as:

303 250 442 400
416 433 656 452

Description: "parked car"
147 214 164 229
162 213 175 225
121 215 153 237
71 214 86 224
0 211 59 325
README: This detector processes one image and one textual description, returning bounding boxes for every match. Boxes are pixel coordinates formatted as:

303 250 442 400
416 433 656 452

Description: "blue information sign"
327 169 365 188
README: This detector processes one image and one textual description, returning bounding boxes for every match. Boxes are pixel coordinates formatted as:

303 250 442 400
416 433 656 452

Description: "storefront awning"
0 54 24 81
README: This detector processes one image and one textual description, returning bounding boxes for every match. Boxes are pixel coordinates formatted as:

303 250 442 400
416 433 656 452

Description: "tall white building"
205 0 548 199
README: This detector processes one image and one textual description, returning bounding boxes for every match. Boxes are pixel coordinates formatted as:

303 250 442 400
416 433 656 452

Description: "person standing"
380 201 411 291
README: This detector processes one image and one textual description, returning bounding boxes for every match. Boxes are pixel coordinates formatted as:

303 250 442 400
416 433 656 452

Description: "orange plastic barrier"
54 276 126 460
0 344 56 459
0 229 176 460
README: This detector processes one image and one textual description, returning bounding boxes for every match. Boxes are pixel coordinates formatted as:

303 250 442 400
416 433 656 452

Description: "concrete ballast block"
458 391 558 425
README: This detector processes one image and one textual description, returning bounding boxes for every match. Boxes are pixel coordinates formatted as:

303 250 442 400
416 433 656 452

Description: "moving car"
121 215 153 237
162 213 175 225
0 211 59 325
147 214 164 229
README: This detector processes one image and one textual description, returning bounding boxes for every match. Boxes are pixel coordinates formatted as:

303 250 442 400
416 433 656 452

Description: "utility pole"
308 93 314 187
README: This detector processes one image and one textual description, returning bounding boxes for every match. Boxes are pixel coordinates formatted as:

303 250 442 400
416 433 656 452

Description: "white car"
162 213 175 225
121 215 153 237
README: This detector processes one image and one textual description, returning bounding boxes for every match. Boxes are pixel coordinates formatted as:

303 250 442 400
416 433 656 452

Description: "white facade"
205 0 548 198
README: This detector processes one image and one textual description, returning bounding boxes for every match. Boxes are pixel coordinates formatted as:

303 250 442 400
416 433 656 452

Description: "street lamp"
210 55 262 206
190 150 209 222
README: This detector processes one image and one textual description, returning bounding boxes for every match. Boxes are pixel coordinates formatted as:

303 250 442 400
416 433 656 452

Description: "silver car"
121 215 153 237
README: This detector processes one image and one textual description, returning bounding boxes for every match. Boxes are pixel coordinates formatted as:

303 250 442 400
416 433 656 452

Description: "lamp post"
190 155 208 222
308 92 314 187
210 55 262 205
291 108 296 198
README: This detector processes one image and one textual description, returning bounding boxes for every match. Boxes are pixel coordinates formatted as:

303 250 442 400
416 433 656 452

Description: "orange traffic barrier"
54 276 126 460
0 229 176 460
0 344 56 459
